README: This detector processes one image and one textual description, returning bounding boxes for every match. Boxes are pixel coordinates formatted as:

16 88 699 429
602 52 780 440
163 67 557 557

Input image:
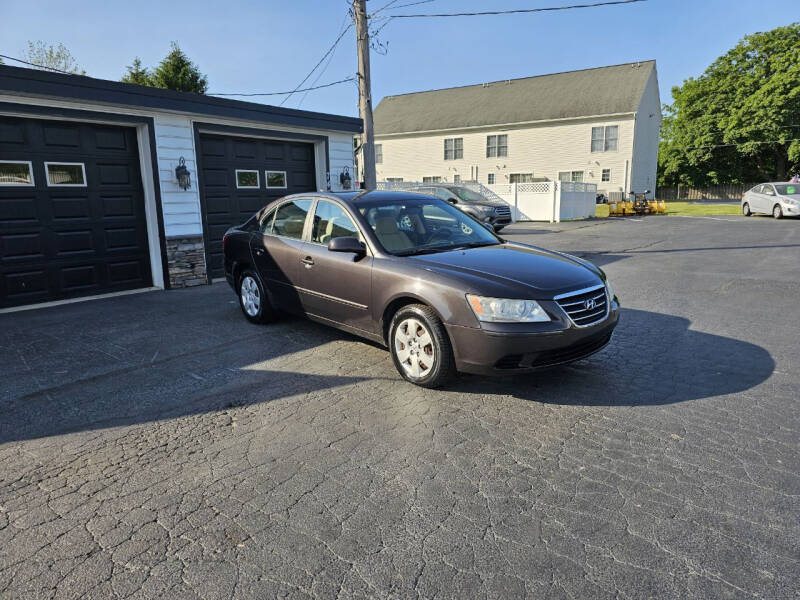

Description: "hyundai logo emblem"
584 298 597 310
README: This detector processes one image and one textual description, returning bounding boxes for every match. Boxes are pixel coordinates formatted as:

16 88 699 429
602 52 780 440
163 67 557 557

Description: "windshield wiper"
447 241 500 251
395 241 499 256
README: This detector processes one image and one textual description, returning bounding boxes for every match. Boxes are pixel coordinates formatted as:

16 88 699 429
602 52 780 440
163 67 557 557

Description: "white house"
370 61 661 198
0 64 359 310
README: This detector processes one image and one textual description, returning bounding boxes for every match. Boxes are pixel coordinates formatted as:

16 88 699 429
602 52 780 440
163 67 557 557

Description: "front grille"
555 286 608 327
495 354 524 370
494 205 512 217
529 332 612 367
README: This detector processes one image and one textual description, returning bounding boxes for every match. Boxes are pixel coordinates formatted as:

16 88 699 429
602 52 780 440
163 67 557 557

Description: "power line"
0 53 77 74
389 0 646 18
279 22 353 106
297 11 352 108
682 138 800 151
208 77 356 97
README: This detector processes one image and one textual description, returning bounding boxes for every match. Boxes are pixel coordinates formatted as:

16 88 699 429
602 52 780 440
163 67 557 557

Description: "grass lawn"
595 202 740 218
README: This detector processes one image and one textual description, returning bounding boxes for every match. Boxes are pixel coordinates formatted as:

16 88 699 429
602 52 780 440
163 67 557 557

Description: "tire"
238 269 274 324
742 202 751 216
773 204 783 219
389 304 456 388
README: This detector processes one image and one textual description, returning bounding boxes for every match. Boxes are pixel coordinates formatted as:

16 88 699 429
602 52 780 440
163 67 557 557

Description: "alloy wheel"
773 205 783 219
240 276 261 317
393 318 435 378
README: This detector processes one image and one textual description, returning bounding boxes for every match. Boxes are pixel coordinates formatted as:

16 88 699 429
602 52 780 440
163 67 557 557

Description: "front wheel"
773 204 783 219
742 202 751 216
238 270 274 324
389 304 456 388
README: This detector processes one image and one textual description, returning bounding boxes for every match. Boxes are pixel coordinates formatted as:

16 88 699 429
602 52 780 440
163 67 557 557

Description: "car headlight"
784 198 798 206
467 295 550 322
473 205 495 217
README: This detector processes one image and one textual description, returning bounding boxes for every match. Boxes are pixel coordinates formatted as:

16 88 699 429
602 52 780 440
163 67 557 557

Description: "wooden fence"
656 183 756 202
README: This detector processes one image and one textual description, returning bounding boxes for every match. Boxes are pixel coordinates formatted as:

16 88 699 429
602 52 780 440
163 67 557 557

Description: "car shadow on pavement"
450 307 775 406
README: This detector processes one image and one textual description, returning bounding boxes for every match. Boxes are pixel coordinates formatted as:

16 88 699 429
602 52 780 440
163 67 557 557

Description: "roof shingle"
374 61 655 135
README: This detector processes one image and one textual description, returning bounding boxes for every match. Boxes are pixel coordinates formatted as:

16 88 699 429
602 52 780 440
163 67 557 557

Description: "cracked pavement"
1 215 798 599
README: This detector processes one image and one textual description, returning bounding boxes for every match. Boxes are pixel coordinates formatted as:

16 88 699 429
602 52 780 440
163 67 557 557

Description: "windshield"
451 187 489 203
775 184 799 196
358 197 500 256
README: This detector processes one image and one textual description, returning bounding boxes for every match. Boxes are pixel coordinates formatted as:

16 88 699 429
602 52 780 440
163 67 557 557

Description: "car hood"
409 243 601 297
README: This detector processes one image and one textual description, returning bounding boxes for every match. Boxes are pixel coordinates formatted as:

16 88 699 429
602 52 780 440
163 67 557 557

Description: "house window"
453 174 461 184
559 171 584 182
375 144 383 164
422 176 442 183
45 162 86 186
265 170 287 189
386 177 403 183
591 125 619 152
444 138 463 160
509 173 533 183
0 161 34 186
235 169 259 189
601 169 611 182
487 173 495 185
486 134 508 158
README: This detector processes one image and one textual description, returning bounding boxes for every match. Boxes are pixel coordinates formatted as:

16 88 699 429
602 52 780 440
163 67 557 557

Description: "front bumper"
446 300 620 376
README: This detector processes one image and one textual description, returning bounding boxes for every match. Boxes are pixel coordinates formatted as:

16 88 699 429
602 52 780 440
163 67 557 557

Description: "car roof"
278 190 437 208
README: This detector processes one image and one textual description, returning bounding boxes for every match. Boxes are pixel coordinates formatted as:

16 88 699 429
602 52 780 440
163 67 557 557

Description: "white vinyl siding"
375 116 637 193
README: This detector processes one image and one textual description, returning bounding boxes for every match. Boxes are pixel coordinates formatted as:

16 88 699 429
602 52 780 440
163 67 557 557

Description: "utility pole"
353 0 376 190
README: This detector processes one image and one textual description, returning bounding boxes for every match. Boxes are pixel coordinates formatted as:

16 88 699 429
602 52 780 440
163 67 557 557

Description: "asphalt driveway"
1 215 798 599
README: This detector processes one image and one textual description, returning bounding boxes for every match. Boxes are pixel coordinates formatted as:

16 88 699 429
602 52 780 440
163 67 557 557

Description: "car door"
296 199 375 333
249 198 313 313
761 184 777 213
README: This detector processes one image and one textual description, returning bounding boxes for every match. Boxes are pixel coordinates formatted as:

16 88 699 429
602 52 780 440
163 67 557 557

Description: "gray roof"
374 61 655 135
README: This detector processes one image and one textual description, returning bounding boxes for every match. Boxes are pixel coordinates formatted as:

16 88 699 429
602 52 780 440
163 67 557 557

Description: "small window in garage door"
236 169 259 189
0 160 35 185
265 170 287 189
45 162 87 186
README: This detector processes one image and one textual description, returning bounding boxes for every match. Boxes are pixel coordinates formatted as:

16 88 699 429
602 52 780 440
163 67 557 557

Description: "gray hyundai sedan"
223 191 619 387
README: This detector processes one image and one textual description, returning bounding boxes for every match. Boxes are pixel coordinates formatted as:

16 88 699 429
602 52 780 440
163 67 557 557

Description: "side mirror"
482 222 494 232
327 236 366 256
446 197 458 204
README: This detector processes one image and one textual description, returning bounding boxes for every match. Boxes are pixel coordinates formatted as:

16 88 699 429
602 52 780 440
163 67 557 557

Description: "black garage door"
0 116 152 308
198 133 317 279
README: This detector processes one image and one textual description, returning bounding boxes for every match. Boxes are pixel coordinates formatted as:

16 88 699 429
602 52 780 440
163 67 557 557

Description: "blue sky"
1 1 796 117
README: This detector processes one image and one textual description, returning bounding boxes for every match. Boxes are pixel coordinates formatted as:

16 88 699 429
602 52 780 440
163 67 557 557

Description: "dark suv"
415 185 513 232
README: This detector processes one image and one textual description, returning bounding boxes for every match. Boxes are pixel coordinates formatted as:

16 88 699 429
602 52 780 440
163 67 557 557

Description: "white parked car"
742 182 800 219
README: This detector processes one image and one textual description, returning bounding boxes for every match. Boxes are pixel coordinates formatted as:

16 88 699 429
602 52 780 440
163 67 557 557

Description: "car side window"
312 200 361 244
433 188 456 202
764 185 775 196
272 199 312 239
259 207 277 234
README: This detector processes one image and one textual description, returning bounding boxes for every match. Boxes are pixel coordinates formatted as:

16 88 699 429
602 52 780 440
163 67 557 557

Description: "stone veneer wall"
165 236 208 288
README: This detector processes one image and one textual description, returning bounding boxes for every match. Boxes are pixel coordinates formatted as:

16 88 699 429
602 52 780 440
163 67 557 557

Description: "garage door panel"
237 197 267 213
0 116 152 308
264 142 285 160
94 128 129 151
107 260 145 284
234 140 258 159
0 120 27 145
96 163 132 186
2 232 44 260
0 196 39 226
43 123 81 148
51 197 91 220
3 269 49 302
290 144 313 162
200 137 227 157
201 168 229 188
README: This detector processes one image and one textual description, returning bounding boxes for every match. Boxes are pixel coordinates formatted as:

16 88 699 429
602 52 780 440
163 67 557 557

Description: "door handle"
301 256 315 267
255 248 265 256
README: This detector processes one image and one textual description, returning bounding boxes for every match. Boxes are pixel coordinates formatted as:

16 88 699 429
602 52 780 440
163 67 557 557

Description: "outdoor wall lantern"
339 166 352 190
175 157 191 190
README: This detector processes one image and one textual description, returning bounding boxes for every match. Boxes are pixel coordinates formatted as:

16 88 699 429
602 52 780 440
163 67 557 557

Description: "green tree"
149 42 208 94
658 23 800 187
121 58 151 86
25 41 85 74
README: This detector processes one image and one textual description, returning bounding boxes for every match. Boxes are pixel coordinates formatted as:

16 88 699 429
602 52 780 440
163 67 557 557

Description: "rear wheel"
238 270 274 324
742 202 751 216
389 304 455 388
773 204 783 219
